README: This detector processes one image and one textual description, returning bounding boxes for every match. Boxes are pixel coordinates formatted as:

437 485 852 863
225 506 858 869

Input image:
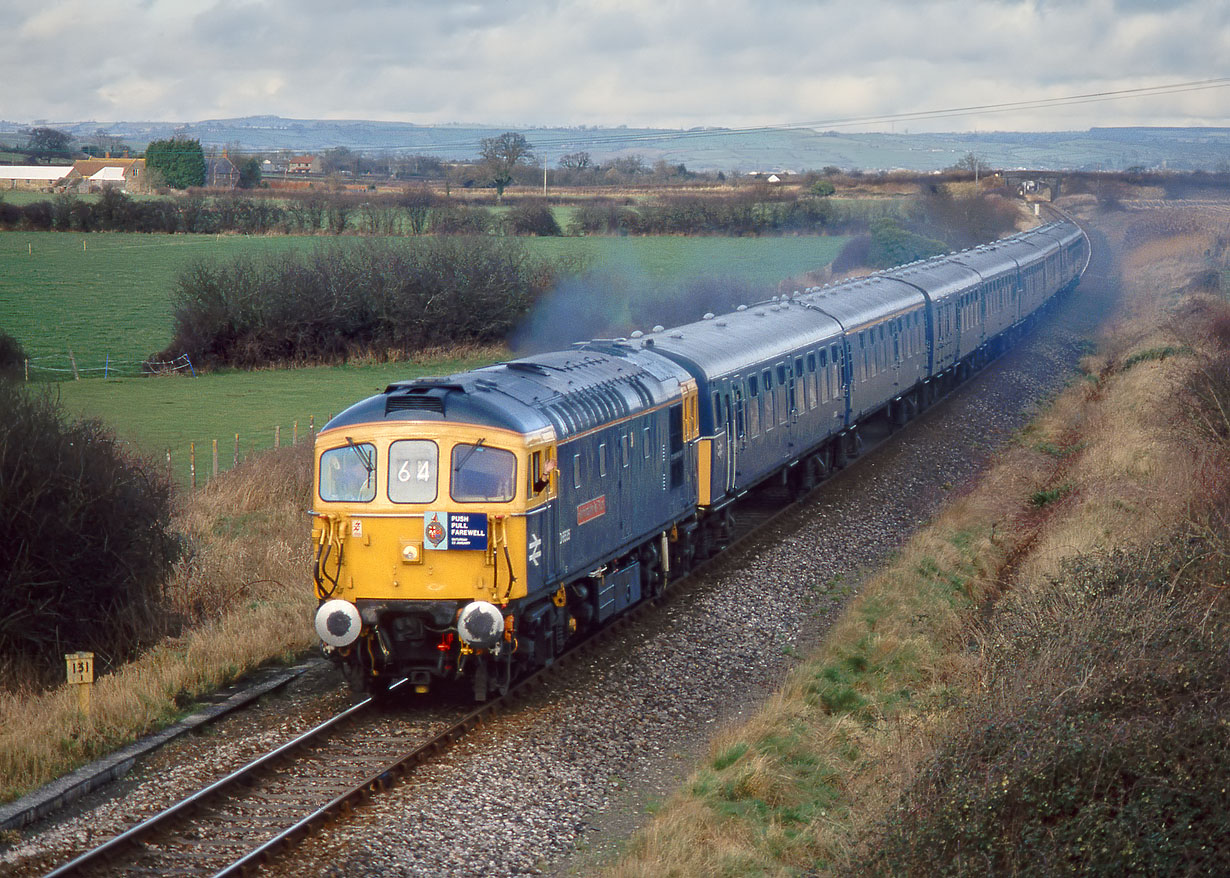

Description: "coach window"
320 442 376 503
451 443 516 503
734 387 746 439
388 439 438 504
763 370 775 430
805 353 816 409
819 350 829 402
747 376 760 437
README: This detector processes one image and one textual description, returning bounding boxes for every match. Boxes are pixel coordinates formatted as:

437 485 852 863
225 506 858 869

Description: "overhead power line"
380 77 1230 156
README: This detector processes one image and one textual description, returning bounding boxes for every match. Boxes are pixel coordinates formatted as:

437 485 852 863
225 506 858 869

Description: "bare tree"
558 151 591 170
27 126 72 160
480 132 534 199
952 151 993 181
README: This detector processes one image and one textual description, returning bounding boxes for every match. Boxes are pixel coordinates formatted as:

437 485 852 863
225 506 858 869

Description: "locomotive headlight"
457 601 504 650
401 542 422 564
315 599 362 648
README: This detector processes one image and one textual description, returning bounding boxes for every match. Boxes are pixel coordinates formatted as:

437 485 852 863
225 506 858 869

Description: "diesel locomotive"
311 220 1090 700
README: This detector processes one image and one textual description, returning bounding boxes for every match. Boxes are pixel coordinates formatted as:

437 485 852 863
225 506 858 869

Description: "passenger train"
311 220 1090 699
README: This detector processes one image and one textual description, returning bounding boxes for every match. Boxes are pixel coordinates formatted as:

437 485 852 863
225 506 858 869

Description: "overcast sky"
4 0 1228 132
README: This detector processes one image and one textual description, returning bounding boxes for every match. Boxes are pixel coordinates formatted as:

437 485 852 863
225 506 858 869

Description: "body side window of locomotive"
668 403 685 489
573 453 582 489
451 443 516 503
598 442 607 478
388 439 438 504
643 425 652 459
320 442 377 503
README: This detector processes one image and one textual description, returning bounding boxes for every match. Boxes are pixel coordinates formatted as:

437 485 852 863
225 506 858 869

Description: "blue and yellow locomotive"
312 220 1089 699
312 348 700 699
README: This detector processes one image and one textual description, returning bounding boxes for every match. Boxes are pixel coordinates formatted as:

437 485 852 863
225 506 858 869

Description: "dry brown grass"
0 444 316 804
606 207 1230 876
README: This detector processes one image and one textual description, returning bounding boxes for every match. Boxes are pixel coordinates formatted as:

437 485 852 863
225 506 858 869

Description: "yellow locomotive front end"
311 417 556 698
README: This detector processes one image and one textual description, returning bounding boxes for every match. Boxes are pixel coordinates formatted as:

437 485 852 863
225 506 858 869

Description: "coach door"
722 389 736 493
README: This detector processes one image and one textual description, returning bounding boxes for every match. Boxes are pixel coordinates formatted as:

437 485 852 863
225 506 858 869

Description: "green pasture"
0 232 309 368
3 230 846 486
53 356 497 486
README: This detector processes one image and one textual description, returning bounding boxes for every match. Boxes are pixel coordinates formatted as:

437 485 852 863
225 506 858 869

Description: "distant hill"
1 116 1227 172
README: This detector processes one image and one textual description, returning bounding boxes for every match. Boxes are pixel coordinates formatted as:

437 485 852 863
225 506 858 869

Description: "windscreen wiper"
345 436 374 475
454 437 486 471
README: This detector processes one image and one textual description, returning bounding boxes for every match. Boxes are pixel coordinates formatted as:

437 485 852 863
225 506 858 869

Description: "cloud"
1 0 1226 129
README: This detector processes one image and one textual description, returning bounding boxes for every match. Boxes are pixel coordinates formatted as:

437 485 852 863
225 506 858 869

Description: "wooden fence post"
234 433 240 467
293 421 299 446
275 425 281 449
212 439 219 479
190 442 196 490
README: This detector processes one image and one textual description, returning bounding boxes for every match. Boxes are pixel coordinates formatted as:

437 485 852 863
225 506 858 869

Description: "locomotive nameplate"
448 512 488 550
577 495 606 525
423 511 488 550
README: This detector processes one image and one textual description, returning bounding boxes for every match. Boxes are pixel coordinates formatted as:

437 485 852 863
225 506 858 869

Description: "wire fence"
22 352 196 380
168 416 329 491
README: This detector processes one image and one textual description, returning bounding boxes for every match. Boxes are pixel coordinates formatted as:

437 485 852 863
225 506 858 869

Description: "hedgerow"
0 382 180 687
155 236 578 369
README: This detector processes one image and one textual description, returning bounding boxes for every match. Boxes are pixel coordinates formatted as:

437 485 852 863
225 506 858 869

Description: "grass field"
53 354 498 485
1 232 310 368
2 230 846 483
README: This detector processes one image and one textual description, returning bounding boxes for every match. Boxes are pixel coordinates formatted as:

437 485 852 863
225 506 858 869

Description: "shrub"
20 200 52 231
430 204 492 235
830 234 872 274
0 383 180 687
505 203 562 236
0 329 26 376
867 218 947 268
569 200 625 235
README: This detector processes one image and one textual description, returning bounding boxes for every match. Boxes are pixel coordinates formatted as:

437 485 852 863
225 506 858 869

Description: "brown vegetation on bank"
0 445 315 805
607 206 1230 875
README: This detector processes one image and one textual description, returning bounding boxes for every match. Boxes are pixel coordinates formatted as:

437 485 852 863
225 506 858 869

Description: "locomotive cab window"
320 442 376 503
530 449 552 497
451 443 516 503
388 439 438 504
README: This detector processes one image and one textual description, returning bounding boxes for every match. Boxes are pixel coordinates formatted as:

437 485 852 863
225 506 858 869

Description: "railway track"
39 308 1051 877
